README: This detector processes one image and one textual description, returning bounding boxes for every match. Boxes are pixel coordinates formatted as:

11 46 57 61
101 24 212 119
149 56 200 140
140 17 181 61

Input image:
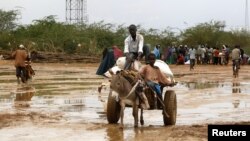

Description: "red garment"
214 49 219 57
113 46 123 60
177 55 184 64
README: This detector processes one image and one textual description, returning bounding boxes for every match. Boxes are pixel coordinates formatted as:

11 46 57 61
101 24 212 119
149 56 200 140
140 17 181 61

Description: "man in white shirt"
231 45 241 69
124 24 144 70
189 46 196 70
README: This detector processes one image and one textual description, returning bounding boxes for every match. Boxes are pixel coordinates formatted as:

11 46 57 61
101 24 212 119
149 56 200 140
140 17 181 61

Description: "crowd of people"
96 24 249 76
12 24 247 110
156 44 249 67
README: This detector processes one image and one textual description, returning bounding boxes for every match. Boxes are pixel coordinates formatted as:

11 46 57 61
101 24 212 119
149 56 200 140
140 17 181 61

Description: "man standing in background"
189 46 196 70
153 44 161 59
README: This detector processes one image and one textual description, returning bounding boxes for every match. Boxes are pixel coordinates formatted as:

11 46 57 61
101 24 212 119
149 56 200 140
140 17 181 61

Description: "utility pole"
66 0 88 24
245 0 249 31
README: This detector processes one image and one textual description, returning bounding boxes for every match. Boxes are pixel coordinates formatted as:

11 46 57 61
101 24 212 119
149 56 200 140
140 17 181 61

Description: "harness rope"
120 70 169 117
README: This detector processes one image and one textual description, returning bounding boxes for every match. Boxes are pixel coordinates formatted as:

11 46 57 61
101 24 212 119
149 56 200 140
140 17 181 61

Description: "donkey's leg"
132 104 139 127
119 101 126 129
140 108 144 125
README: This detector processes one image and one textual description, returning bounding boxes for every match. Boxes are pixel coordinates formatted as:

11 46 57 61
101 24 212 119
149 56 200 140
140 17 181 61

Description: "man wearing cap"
124 24 144 70
11 44 29 84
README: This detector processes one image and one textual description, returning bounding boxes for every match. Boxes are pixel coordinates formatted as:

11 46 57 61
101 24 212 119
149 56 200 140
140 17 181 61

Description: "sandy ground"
0 60 250 141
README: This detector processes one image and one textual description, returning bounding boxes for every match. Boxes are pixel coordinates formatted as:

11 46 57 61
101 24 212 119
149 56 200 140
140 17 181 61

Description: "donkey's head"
110 72 133 98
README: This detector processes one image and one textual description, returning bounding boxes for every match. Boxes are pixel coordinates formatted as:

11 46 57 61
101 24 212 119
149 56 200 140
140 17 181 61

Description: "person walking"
96 47 116 76
231 45 241 71
11 44 29 84
189 46 196 70
124 24 144 70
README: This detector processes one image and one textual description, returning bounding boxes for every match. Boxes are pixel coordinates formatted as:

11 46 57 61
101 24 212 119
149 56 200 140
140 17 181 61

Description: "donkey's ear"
108 69 114 75
116 70 121 74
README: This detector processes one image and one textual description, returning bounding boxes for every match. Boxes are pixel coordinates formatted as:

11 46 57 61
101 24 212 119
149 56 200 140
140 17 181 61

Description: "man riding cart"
139 53 175 109
106 53 177 127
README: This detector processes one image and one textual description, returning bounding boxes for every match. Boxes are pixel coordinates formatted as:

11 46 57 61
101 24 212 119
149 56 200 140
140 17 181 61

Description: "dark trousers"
190 59 195 70
124 52 138 70
16 66 26 78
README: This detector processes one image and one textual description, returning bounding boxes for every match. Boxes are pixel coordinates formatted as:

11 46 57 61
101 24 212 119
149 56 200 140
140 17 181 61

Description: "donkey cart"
106 86 177 126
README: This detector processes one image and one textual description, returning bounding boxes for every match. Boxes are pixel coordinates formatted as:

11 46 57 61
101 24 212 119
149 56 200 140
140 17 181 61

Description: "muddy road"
0 60 250 141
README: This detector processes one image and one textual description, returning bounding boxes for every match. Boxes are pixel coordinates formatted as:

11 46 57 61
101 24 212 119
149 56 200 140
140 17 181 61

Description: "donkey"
110 71 149 128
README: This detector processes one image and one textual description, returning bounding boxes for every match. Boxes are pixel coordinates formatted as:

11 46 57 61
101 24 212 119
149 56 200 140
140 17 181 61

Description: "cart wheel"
163 90 177 125
107 91 121 123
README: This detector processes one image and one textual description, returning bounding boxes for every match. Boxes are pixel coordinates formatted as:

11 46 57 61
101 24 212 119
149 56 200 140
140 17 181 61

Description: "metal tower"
66 0 88 24
245 0 249 30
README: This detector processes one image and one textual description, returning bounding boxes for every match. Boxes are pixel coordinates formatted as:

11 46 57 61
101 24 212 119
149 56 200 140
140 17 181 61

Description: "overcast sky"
0 0 249 30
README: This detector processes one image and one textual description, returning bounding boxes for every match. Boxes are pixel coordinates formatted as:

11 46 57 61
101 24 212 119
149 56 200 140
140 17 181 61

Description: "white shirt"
189 48 196 59
201 48 206 58
231 48 241 60
124 33 144 53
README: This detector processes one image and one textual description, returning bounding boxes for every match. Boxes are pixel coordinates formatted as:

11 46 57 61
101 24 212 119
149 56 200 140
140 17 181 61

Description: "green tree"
181 21 225 47
0 9 19 50
2 9 250 56
0 9 18 32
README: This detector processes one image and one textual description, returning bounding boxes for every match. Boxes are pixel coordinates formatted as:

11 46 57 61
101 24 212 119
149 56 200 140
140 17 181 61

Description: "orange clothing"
11 49 28 67
139 65 170 85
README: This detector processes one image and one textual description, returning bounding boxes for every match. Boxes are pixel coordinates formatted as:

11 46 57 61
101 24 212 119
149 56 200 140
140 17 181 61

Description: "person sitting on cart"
123 24 144 70
139 53 173 99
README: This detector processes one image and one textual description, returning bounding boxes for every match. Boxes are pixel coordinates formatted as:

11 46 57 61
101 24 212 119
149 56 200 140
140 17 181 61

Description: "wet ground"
0 60 250 141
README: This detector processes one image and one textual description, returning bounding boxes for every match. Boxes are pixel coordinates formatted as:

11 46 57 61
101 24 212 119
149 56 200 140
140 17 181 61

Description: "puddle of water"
0 65 250 129
0 72 15 76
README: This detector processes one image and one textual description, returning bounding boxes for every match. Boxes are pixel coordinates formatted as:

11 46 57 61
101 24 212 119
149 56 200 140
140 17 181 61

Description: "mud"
0 60 250 141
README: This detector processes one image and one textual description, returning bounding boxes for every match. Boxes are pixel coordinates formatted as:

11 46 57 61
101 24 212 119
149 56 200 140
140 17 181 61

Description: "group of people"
154 43 247 72
189 44 242 71
160 44 246 65
96 24 173 103
13 24 243 112
96 24 247 101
